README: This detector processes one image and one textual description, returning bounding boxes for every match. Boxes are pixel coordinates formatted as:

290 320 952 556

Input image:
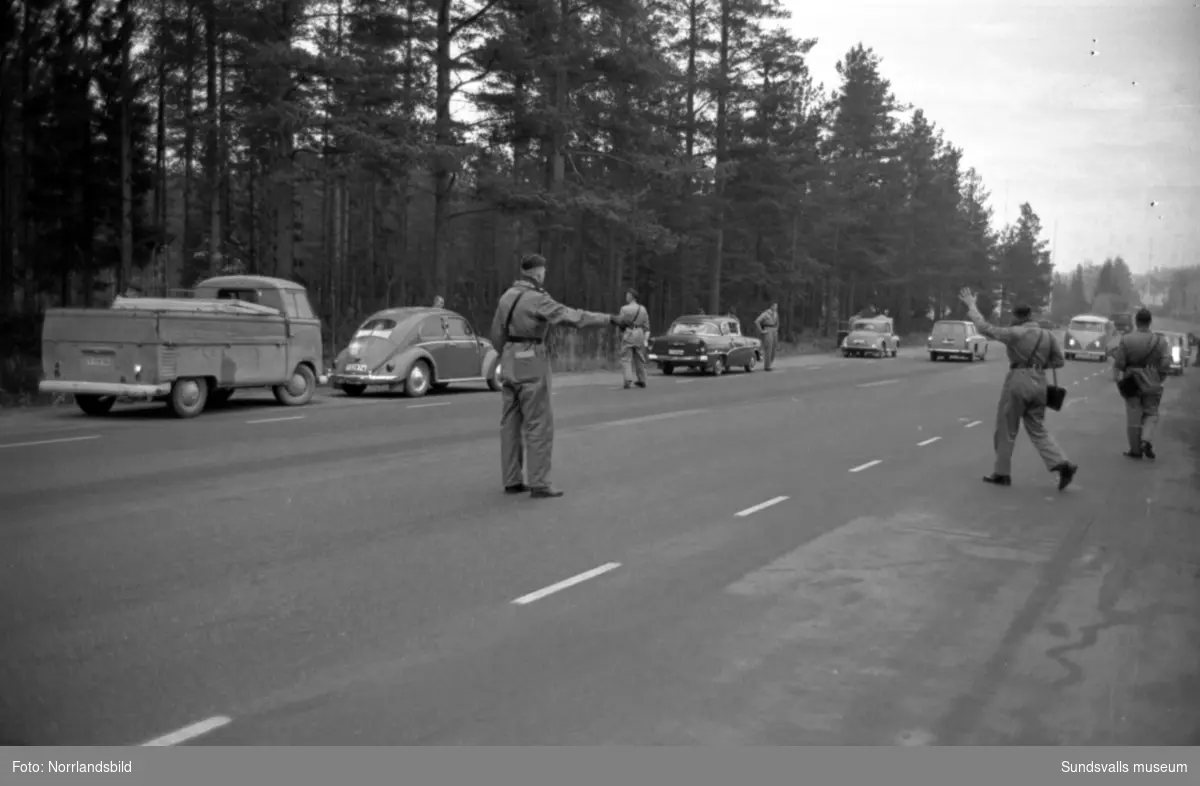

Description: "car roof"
364 307 457 322
673 314 738 323
198 275 307 291
933 320 970 325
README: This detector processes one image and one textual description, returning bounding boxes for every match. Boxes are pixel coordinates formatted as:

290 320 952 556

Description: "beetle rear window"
360 318 397 332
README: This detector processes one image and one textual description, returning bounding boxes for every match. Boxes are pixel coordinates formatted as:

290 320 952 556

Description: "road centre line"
511 562 622 605
849 459 882 473
246 415 306 424
856 379 899 388
0 434 101 450
735 495 789 517
965 420 983 428
408 402 451 409
141 716 232 746
917 436 942 446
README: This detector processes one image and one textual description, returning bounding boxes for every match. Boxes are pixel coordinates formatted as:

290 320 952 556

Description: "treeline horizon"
2 0 1156 362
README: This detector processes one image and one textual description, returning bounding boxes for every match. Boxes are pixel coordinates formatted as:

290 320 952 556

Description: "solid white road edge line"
917 436 942 446
965 420 983 428
849 459 882 473
0 434 101 450
856 379 899 388
246 415 305 424
734 495 789 517
408 402 451 409
511 562 622 605
141 716 232 746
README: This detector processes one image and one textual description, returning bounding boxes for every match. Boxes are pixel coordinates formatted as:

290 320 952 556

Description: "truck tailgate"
42 309 162 388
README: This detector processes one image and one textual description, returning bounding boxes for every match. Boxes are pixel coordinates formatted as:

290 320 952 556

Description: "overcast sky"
791 0 1200 275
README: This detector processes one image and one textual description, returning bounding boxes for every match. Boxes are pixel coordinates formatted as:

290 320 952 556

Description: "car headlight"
1172 346 1181 362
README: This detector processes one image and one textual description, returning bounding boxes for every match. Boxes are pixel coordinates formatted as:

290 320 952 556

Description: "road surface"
2 344 1199 746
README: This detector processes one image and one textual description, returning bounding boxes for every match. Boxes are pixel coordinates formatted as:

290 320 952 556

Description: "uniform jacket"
755 308 779 333
618 301 650 347
969 316 1064 371
1112 329 1171 393
489 278 610 349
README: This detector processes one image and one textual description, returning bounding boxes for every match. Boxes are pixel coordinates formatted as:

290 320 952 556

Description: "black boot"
982 474 1012 486
1141 440 1156 460
1052 462 1078 491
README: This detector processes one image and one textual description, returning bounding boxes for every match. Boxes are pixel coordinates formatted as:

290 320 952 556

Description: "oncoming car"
927 319 989 362
329 307 501 398
841 316 899 358
1154 330 1188 376
1064 314 1117 361
647 314 762 376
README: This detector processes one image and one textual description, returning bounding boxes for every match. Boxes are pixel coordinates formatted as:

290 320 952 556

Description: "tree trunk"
119 0 135 291
181 0 197 284
204 0 221 275
709 0 730 314
431 0 453 297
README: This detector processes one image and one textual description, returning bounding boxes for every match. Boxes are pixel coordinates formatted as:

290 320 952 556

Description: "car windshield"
1069 320 1103 332
851 322 879 332
933 323 966 335
670 321 718 336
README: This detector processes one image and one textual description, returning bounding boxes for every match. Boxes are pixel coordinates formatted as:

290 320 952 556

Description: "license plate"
345 364 368 373
84 357 111 367
668 349 685 356
942 339 955 344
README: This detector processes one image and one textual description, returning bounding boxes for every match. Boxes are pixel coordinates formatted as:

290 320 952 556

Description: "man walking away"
755 301 780 371
617 288 650 389
490 253 619 498
1111 307 1171 460
959 288 1078 490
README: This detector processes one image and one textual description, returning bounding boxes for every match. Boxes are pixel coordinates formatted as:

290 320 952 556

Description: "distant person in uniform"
490 253 617 498
755 301 780 371
959 287 1078 490
616 288 650 389
432 295 445 309
1111 307 1171 460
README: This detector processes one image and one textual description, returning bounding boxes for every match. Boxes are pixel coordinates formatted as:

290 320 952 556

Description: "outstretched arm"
959 288 1017 346
531 291 612 329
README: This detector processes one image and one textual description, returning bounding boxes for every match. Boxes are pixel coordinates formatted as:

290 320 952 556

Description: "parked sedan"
329 307 501 398
841 316 899 358
927 319 989 362
647 314 762 376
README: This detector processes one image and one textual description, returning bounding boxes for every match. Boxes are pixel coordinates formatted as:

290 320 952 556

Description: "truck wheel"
76 394 116 416
404 360 431 398
342 384 366 398
486 359 502 391
661 364 674 375
169 378 208 419
274 364 316 406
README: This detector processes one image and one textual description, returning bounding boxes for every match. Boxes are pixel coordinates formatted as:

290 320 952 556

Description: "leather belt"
1009 362 1041 370
507 337 543 345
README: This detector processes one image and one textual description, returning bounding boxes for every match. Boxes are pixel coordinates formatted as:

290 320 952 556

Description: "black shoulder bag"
1022 330 1067 411
1116 334 1159 399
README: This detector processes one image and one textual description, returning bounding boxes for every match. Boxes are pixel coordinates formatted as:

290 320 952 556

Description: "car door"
725 320 745 365
443 316 483 379
416 316 453 376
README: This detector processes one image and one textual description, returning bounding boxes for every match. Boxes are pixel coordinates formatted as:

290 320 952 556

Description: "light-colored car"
1064 314 1117 361
1154 330 1188 376
842 316 899 358
329 307 501 398
927 320 988 362
648 314 762 375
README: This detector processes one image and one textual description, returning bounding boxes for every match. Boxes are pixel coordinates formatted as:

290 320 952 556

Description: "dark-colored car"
329 307 501 398
647 314 762 376
1111 312 1134 335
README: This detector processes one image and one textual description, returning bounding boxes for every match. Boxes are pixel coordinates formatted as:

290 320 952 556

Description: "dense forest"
4 0 1065 388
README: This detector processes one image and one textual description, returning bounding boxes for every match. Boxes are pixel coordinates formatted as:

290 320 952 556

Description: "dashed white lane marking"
589 408 707 429
735 495 789 517
141 716 232 746
965 420 983 428
849 459 882 473
857 378 899 388
246 415 305 424
1064 396 1088 409
407 402 450 409
511 562 621 605
917 436 942 446
0 434 101 450
675 379 695 384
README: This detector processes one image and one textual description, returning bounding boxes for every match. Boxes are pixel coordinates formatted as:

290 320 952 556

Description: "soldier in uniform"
432 295 445 309
490 253 618 498
1111 307 1171 460
617 288 650 389
959 288 1079 490
754 301 780 371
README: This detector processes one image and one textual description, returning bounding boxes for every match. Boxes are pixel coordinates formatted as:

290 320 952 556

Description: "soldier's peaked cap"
626 288 639 300
520 253 547 271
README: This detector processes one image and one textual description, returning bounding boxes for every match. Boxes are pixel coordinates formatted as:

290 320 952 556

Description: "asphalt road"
2 343 1199 746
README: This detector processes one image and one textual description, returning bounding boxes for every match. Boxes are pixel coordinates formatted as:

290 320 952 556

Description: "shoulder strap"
638 305 647 328
502 289 529 341
1019 328 1046 369
1141 334 1160 367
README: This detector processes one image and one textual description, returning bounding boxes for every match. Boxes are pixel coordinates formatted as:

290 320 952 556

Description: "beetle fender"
386 346 440 380
479 346 500 378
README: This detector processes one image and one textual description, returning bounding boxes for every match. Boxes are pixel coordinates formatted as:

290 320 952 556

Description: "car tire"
486 359 502 391
169 377 208 419
661 364 674 375
342 384 366 397
929 352 938 362
710 356 726 376
404 360 432 398
76 394 116 416
273 364 317 407
1066 352 1074 360
744 354 756 373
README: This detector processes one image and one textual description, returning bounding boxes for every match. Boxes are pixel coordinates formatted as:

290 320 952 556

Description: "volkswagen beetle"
329 307 501 398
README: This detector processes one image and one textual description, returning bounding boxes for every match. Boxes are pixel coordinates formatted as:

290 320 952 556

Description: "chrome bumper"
329 373 403 386
1068 349 1105 358
39 380 172 398
649 353 709 363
